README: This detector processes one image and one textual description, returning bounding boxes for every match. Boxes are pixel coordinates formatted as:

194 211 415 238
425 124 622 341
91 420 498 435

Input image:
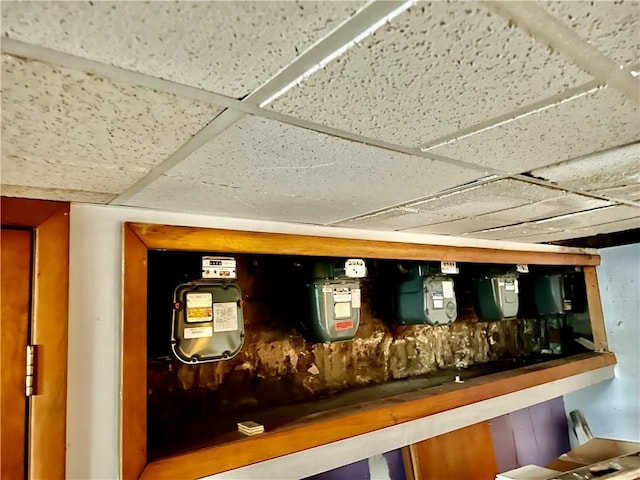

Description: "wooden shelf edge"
127 222 600 266
140 352 616 480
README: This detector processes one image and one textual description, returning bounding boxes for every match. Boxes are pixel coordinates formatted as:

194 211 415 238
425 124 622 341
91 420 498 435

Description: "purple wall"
303 450 406 480
490 396 570 472
303 397 569 478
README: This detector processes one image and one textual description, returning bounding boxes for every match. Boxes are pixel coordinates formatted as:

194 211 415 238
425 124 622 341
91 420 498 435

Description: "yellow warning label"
186 292 213 322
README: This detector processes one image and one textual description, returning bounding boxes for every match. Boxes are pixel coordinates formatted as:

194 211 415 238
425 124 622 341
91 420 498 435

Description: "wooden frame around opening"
122 222 610 480
1 197 70 479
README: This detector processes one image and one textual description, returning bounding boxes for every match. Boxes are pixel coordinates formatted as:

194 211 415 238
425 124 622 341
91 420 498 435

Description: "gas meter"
474 272 519 321
534 271 589 315
171 256 244 364
396 264 457 325
302 259 365 343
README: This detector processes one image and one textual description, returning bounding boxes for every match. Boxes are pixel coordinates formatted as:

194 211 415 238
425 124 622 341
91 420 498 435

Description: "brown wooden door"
405 422 499 480
1 228 33 479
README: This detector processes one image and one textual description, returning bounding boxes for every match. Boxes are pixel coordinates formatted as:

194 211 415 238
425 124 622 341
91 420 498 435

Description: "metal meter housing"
474 274 519 321
534 273 583 315
306 280 361 343
171 281 244 364
396 265 457 325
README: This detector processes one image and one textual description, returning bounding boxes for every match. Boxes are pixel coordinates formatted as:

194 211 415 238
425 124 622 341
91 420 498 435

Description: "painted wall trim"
75 203 595 254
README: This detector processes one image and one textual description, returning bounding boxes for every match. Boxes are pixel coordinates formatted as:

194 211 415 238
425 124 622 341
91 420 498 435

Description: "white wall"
65 203 595 479
564 243 640 444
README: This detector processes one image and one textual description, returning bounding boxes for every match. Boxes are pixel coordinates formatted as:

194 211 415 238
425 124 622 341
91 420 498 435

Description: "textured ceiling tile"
1 1 362 98
542 0 640 66
531 143 640 202
0 184 114 203
404 193 612 235
586 216 640 235
405 217 500 236
511 216 640 243
1 55 222 193
1 155 146 194
465 223 564 241
270 2 590 147
478 194 613 224
334 179 560 230
123 116 481 224
430 87 640 172
533 205 639 230
477 203 639 241
506 230 588 243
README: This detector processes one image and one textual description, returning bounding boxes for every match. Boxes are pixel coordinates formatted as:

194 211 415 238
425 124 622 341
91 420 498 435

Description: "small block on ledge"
238 421 265 436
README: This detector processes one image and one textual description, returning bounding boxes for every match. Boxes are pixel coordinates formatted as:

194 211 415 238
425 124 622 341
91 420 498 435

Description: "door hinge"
26 344 36 397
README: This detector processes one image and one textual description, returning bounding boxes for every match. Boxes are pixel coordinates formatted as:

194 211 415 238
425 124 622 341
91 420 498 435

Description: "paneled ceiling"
1 1 638 243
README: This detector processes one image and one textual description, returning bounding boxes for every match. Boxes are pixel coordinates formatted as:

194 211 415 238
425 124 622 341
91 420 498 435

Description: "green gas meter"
396 264 457 325
302 259 366 343
474 272 519 321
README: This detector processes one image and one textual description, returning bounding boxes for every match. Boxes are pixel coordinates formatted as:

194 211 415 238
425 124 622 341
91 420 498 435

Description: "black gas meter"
171 256 244 364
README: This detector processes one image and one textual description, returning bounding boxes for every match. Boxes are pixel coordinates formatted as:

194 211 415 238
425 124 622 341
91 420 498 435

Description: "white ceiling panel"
1 55 222 194
405 193 613 235
406 217 502 236
0 1 362 98
531 143 640 203
464 223 565 241
511 216 640 244
582 216 640 235
0 184 114 204
542 1 640 67
334 179 561 230
270 2 590 147
430 87 640 172
532 205 639 230
122 115 481 224
1 155 146 195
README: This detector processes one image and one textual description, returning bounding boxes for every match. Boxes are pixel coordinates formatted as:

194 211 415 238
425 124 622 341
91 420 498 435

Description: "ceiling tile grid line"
0 37 248 110
4 32 635 205
0 40 494 173
509 173 640 209
0 1 368 98
334 179 621 233
330 167 637 228
2 37 514 220
540 0 640 68
468 205 640 241
398 195 615 237
0 54 224 195
323 173 510 226
253 0 417 107
510 216 640 244
111 1 434 203
420 55 639 152
111 109 244 204
419 81 604 151
1 1 638 243
529 142 640 204
478 205 640 235
120 115 487 226
482 1 640 103
462 205 626 235
429 86 640 174
269 1 594 147
0 39 498 204
394 191 616 232
420 56 639 150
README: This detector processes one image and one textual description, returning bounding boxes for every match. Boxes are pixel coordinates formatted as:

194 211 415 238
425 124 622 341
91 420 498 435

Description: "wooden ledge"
128 222 600 266
140 352 615 480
